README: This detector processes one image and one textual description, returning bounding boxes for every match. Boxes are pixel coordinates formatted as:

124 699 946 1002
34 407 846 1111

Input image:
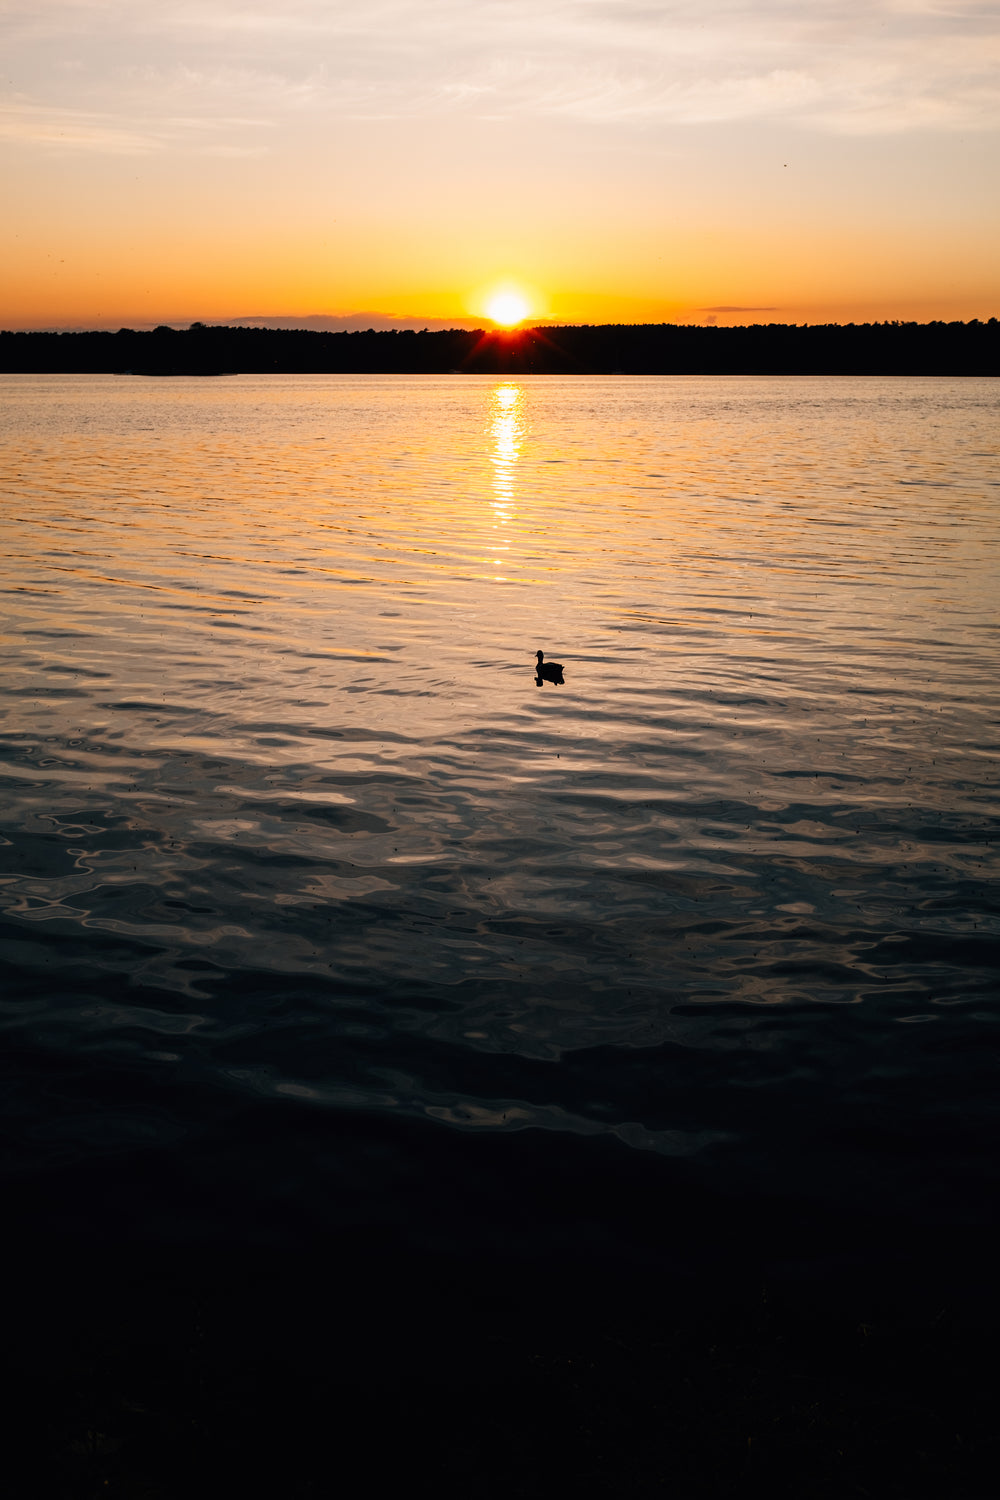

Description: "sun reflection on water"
486 383 525 580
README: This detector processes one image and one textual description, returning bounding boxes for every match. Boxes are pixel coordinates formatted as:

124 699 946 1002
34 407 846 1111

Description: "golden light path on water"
489 383 523 581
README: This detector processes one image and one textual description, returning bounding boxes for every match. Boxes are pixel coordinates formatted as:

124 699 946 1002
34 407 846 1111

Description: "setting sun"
487 293 529 328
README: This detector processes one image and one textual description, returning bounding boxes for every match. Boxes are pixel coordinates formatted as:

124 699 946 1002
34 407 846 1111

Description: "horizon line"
4 315 999 337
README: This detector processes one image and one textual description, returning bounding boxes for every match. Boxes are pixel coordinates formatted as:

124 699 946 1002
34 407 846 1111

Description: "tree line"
1 319 997 375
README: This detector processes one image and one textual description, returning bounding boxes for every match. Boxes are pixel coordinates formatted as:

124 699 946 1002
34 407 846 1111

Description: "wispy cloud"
0 99 164 153
2 0 998 154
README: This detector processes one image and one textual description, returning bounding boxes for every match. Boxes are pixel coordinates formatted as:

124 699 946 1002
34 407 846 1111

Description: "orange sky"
2 2 999 329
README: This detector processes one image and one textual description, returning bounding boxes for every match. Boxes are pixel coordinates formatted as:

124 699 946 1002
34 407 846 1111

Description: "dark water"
2 372 998 1273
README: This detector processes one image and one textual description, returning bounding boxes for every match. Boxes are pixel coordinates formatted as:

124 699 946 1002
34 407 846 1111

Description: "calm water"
2 373 998 1261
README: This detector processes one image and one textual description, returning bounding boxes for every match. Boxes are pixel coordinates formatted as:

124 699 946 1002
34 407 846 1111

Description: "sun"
487 292 530 328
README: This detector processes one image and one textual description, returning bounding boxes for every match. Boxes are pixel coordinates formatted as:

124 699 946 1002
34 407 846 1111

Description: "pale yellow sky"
2 1 998 328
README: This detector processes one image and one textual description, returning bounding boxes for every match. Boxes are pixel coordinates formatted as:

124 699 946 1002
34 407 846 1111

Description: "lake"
1 372 998 1271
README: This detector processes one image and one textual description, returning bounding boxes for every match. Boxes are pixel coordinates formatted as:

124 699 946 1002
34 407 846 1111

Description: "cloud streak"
3 0 999 155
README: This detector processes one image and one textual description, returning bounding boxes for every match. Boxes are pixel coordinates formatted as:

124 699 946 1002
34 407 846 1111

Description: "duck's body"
535 650 564 684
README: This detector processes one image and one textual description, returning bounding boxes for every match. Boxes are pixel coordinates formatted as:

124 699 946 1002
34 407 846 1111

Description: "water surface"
2 373 998 1258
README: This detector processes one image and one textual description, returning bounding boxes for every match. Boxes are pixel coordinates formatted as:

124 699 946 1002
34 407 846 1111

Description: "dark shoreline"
2 319 998 376
9 1234 999 1497
7 1115 999 1497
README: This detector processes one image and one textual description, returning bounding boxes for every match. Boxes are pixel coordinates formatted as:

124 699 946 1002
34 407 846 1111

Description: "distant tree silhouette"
1 321 996 375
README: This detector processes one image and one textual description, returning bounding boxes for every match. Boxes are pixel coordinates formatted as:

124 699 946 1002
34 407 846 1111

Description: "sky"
2 0 998 329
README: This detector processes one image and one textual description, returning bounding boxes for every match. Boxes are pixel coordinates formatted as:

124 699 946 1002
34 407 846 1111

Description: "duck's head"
536 650 544 663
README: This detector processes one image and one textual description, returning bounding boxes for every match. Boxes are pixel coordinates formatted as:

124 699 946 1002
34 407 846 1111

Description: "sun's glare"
487 293 529 328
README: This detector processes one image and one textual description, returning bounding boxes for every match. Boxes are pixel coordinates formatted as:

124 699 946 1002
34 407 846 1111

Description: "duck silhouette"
535 650 565 685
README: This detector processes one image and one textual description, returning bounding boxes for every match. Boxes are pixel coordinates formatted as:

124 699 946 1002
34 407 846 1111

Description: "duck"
535 650 565 684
